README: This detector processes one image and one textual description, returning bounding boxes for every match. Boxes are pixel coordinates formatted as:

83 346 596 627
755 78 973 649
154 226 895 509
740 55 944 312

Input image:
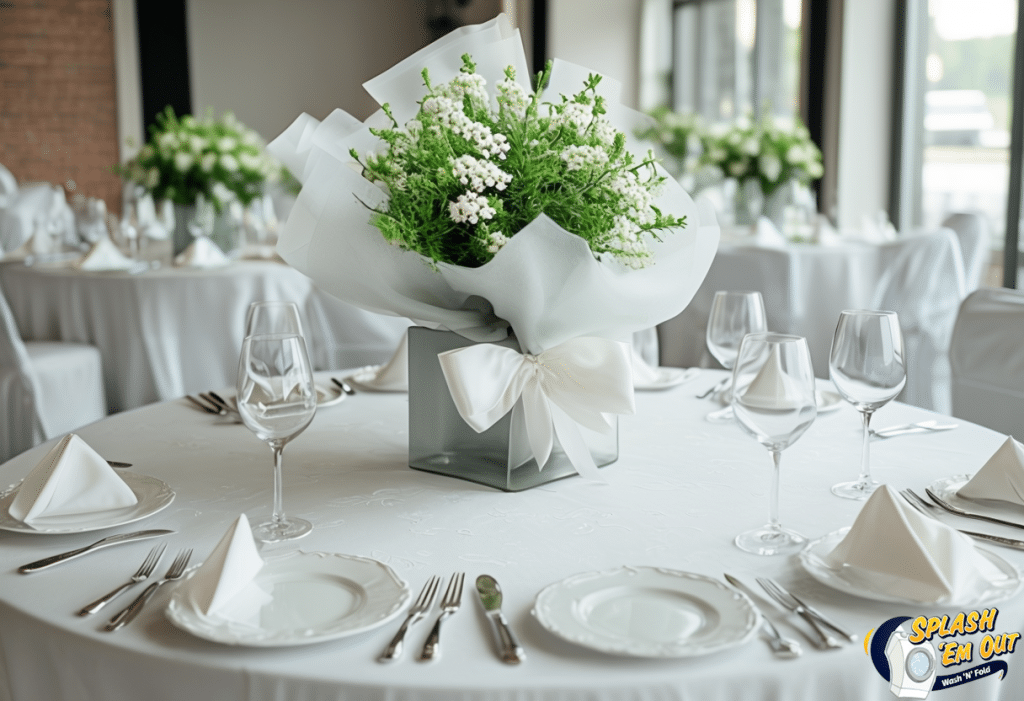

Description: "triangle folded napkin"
75 236 135 271
180 513 264 615
347 330 409 392
173 235 230 268
739 345 811 409
8 434 138 525
957 436 1024 506
825 485 1008 603
630 347 699 390
754 217 787 248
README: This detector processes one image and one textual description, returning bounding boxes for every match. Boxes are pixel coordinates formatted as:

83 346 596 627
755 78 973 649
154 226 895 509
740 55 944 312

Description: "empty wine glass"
237 333 317 542
732 333 818 555
245 300 304 338
705 290 767 422
829 310 906 500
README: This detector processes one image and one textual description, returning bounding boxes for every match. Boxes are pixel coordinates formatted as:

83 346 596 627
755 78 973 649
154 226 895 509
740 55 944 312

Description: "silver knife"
475 574 525 664
723 574 802 658
18 529 175 573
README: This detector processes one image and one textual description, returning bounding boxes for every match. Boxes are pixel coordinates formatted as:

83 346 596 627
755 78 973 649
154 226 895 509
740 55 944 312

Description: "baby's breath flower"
560 145 608 171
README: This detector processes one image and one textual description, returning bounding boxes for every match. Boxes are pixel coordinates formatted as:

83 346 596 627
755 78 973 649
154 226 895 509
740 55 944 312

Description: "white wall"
835 0 894 229
549 0 642 108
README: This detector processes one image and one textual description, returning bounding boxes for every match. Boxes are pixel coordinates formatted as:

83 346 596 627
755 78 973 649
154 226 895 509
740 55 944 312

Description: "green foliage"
351 56 686 269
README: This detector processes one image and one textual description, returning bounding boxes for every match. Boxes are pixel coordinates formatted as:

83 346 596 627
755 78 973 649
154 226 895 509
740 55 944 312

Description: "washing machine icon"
885 624 937 699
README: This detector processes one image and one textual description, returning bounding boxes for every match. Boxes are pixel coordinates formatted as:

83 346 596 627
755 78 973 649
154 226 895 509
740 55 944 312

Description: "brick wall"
0 0 122 216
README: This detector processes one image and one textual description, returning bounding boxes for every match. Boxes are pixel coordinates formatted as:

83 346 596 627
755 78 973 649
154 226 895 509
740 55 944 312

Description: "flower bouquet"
269 15 719 490
118 107 281 255
635 107 705 185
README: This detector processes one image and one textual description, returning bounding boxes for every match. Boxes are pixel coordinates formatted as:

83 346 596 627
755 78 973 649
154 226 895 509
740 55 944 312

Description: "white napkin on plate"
630 347 699 390
825 485 1007 603
957 436 1024 506
347 330 409 391
754 217 787 248
173 235 230 268
8 434 138 525
738 345 810 409
75 235 135 271
856 210 898 243
181 513 264 615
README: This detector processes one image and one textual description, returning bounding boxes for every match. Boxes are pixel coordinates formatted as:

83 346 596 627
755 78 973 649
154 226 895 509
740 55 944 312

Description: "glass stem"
768 449 782 531
859 410 874 487
269 439 286 526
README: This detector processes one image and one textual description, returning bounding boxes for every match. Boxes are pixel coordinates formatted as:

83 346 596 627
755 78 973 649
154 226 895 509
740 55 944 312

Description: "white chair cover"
0 163 17 210
949 287 1024 439
0 286 106 463
871 228 966 414
942 212 992 292
0 183 76 253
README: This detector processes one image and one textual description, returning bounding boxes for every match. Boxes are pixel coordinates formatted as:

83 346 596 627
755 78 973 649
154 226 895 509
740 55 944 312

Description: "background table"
0 261 411 412
0 371 1019 701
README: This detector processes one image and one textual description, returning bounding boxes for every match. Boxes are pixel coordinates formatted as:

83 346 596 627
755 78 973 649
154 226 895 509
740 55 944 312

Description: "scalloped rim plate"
166 551 411 647
799 528 1021 607
634 367 701 391
0 472 175 534
532 566 760 658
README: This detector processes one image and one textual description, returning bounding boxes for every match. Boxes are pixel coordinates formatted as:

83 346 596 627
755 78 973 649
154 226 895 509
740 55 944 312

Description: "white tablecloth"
0 261 411 412
0 371 1019 701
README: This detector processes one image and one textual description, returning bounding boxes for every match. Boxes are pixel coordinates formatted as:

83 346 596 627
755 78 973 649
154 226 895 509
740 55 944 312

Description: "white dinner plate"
313 382 346 408
799 528 1021 607
929 474 1024 528
342 365 407 393
0 472 175 534
166 551 410 647
717 388 842 413
634 366 701 391
532 566 760 658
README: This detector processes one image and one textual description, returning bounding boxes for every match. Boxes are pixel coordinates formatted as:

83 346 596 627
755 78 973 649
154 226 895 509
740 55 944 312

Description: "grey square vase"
408 326 618 491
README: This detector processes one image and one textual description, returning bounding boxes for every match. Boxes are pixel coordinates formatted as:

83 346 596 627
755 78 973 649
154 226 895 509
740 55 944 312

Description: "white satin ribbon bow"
438 337 636 478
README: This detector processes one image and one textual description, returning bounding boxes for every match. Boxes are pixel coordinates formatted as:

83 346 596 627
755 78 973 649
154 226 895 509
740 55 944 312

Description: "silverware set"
696 376 730 400
186 392 238 417
899 488 1024 550
105 548 193 632
331 377 357 395
724 573 855 655
78 544 166 615
870 420 958 439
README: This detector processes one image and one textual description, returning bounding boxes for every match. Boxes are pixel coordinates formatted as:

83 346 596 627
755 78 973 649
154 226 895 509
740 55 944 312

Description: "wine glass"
237 333 317 542
732 332 818 555
705 290 767 422
828 310 906 500
245 300 304 338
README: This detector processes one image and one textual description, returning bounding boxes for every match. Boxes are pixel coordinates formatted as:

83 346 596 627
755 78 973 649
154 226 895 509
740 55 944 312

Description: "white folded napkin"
174 235 230 268
754 217 787 248
181 513 264 615
738 346 811 409
75 235 135 271
347 330 409 391
957 436 1024 506
8 434 138 525
814 215 842 246
856 210 898 243
630 347 699 390
825 485 1008 603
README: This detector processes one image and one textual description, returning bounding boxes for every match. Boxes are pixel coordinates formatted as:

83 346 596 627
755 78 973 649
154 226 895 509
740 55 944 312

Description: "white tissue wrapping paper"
8 434 138 524
184 513 264 616
267 14 720 356
825 485 1006 603
958 436 1024 506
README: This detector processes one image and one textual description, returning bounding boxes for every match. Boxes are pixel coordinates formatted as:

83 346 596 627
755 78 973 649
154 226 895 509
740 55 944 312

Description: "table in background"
0 371 1018 701
0 261 411 412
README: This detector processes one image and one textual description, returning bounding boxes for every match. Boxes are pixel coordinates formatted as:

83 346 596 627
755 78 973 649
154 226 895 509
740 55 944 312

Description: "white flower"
220 154 239 172
174 152 194 172
189 135 206 153
484 230 509 253
217 137 237 153
200 153 217 172
157 132 177 151
728 160 747 177
449 192 495 225
146 167 160 188
238 152 261 171
743 138 760 156
560 145 609 171
759 153 782 182
785 144 806 165
450 155 512 193
807 161 824 178
497 77 529 117
551 101 592 136
211 181 234 205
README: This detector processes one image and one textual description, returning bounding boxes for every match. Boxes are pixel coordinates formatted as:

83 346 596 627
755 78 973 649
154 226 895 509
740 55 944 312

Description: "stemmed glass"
732 333 818 555
245 300 304 337
705 290 767 422
828 310 906 500
237 333 317 542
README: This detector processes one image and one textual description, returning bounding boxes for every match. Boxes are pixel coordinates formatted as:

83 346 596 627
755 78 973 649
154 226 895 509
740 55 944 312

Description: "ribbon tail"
550 402 607 483
521 381 553 470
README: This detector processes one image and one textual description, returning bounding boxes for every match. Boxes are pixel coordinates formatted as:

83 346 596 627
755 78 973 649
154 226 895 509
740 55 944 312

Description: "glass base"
735 525 806 556
253 517 313 543
705 405 735 423
831 478 879 500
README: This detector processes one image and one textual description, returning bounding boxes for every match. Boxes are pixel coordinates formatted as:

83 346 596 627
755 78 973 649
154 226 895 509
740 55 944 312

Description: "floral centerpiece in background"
634 106 704 187
699 112 823 227
118 107 282 255
268 15 719 490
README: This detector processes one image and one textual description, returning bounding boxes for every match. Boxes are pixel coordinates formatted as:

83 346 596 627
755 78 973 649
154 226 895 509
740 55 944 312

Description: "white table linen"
0 261 411 412
0 371 1019 701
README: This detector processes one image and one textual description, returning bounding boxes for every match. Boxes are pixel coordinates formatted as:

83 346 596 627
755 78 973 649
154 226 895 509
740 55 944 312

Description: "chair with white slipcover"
0 286 106 463
942 212 992 292
949 287 1024 439
871 228 966 414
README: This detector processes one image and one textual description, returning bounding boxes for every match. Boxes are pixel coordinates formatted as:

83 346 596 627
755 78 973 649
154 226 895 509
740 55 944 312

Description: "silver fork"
378 575 441 662
900 489 1024 550
696 376 730 399
105 548 192 632
418 572 465 662
185 395 220 414
755 578 842 650
78 544 165 616
924 487 1024 531
200 393 230 416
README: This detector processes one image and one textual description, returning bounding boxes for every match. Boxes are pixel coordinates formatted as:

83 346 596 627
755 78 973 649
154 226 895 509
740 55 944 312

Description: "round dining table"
0 370 1019 701
0 260 411 413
